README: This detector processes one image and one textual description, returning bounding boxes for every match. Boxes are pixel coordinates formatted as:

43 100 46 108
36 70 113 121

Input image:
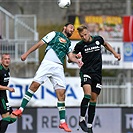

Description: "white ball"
57 0 71 8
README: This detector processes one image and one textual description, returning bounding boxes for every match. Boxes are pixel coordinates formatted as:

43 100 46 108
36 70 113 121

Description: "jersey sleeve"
67 47 72 54
73 43 81 54
99 36 104 45
42 31 56 44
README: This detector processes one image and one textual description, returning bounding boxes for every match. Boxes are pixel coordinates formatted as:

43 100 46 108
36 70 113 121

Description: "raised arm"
21 40 44 61
104 41 121 60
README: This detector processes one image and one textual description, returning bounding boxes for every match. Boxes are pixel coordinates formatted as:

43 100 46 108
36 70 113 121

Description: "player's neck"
62 31 68 38
1 64 9 70
88 36 92 42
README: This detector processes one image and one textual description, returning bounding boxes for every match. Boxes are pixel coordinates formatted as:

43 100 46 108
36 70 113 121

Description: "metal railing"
0 6 39 63
97 77 133 106
0 6 38 41
0 39 39 63
14 15 38 41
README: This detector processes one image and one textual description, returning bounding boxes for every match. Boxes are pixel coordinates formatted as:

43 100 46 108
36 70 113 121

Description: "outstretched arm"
68 52 82 62
104 41 121 60
21 40 44 61
67 52 83 68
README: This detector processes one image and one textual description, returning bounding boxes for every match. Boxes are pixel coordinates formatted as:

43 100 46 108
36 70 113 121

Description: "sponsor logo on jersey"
59 37 67 43
85 46 100 53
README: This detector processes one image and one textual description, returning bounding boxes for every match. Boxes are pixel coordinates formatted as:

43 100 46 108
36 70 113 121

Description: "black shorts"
0 97 13 115
80 73 102 95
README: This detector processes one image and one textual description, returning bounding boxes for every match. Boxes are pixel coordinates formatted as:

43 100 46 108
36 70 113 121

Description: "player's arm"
68 52 76 63
103 41 121 60
68 53 82 63
21 31 56 61
67 52 83 68
0 85 15 92
21 40 44 61
68 42 82 63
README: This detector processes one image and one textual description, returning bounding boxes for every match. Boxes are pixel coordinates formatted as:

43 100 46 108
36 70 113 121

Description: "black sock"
0 120 10 133
80 95 91 117
88 102 96 124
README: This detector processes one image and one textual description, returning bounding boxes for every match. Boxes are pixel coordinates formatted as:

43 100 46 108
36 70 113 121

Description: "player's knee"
90 97 97 102
56 89 65 101
58 95 65 101
30 81 40 92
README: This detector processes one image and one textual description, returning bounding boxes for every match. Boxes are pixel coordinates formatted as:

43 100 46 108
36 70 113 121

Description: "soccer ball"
57 0 71 8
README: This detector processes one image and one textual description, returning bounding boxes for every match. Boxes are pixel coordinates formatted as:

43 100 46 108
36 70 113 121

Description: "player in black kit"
0 53 17 133
72 25 121 133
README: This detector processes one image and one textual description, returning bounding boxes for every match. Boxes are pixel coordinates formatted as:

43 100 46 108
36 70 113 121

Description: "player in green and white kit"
13 23 83 132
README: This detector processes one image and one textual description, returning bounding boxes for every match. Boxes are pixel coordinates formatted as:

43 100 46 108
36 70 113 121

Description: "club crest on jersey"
96 41 100 45
59 37 67 43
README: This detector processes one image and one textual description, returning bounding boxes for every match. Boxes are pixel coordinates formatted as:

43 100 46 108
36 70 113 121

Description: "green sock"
88 102 96 124
20 89 34 110
80 94 91 117
57 101 65 123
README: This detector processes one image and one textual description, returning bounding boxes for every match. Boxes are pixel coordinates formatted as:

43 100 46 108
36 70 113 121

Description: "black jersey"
73 36 104 75
0 64 10 100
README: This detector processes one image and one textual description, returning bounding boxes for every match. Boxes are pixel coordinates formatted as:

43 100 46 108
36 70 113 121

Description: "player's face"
64 24 75 37
1 54 11 68
79 29 91 42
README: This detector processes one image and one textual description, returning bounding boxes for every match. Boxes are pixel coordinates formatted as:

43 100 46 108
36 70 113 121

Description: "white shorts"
33 59 66 90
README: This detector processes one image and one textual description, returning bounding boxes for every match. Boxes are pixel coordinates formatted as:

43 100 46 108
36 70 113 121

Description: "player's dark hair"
62 22 74 31
64 22 73 27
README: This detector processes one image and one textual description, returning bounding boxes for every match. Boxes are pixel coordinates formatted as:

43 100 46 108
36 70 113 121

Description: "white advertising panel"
8 77 83 107
102 42 123 69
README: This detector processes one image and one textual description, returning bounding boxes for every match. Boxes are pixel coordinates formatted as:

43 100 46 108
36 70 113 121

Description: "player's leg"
0 98 10 133
87 92 98 133
79 84 91 132
12 81 40 116
52 64 71 132
0 112 11 133
87 82 101 133
0 115 16 133
12 62 47 116
0 117 10 133
79 73 92 132
56 89 65 122
56 89 71 132
0 116 16 133
0 99 16 133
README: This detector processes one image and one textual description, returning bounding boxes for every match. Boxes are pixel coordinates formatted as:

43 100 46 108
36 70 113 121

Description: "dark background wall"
0 0 130 26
